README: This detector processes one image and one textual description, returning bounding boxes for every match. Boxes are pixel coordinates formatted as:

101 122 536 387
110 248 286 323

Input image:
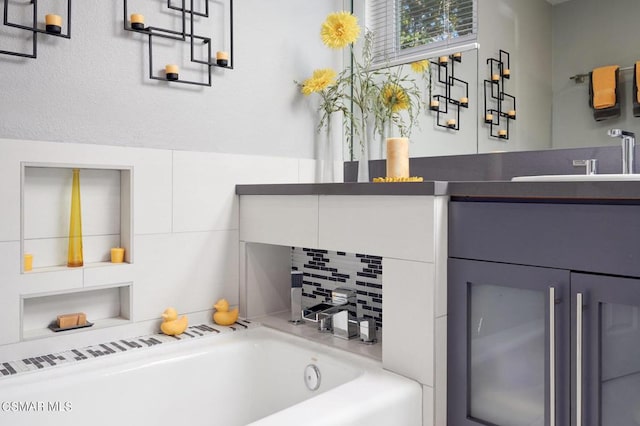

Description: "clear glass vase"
357 142 369 182
318 113 343 183
67 168 83 267
357 116 373 182
368 119 387 162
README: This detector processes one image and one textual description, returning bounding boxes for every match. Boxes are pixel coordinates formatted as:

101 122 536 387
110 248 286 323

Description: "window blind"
368 0 477 68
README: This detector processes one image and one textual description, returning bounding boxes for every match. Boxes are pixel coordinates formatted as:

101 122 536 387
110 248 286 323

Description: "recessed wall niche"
21 283 132 340
20 163 133 273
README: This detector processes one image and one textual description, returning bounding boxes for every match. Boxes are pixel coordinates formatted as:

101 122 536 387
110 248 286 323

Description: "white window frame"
359 0 479 69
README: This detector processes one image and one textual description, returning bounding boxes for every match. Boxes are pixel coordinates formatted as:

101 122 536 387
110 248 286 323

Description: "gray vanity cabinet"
448 258 570 426
448 200 640 426
572 273 640 426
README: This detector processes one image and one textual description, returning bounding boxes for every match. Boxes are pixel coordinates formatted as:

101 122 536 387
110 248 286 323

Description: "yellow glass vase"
67 169 83 267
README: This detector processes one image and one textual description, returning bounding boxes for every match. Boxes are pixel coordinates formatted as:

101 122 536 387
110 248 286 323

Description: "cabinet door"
448 258 570 426
572 273 640 426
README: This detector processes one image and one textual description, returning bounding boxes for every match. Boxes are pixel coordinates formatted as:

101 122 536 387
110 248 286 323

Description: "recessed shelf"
23 317 131 341
24 261 131 275
20 162 133 274
21 283 132 341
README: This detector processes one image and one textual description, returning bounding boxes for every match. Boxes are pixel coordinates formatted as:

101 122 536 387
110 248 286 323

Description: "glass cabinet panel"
573 273 640 426
448 258 570 426
469 283 545 425
601 302 640 425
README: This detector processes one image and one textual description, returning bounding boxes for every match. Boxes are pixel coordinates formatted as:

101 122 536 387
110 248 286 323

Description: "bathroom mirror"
354 0 640 158
550 0 640 151
374 49 479 159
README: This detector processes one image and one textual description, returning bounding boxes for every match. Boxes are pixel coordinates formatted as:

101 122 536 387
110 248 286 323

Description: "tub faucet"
302 287 377 344
331 310 377 343
608 129 635 174
332 310 359 340
289 271 303 325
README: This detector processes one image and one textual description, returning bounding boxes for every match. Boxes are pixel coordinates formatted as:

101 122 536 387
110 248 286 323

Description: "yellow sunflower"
301 68 337 96
320 11 361 49
410 60 429 73
381 83 410 112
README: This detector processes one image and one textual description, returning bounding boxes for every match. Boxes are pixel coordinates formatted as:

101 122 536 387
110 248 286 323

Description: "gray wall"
0 1 342 158
552 0 640 149
477 0 553 154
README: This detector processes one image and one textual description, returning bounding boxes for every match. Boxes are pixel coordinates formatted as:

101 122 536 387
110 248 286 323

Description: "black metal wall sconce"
123 0 233 87
428 52 469 131
483 49 516 140
1 0 71 59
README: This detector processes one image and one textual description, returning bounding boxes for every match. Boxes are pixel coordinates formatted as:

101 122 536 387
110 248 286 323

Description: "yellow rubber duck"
213 299 239 326
160 307 188 336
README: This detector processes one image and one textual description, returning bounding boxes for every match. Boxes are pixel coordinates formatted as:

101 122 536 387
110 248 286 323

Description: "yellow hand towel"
592 65 619 109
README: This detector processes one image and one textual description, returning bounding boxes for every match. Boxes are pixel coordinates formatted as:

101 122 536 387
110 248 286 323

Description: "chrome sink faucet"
608 129 635 174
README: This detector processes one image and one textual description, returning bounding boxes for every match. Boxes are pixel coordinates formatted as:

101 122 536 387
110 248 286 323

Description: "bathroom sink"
512 174 640 182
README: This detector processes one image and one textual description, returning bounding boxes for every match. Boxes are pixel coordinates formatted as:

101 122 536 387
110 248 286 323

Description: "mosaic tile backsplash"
292 248 383 330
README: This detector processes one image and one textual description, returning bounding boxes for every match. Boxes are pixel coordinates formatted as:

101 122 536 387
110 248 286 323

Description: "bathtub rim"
0 324 386 387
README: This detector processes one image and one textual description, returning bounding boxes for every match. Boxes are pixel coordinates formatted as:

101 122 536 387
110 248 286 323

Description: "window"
368 0 477 68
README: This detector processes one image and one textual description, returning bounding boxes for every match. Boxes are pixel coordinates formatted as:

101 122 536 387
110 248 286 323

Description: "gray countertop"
236 180 640 201
236 181 449 196
448 180 640 200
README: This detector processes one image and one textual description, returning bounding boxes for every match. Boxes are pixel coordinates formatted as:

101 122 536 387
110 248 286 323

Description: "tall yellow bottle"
67 169 83 267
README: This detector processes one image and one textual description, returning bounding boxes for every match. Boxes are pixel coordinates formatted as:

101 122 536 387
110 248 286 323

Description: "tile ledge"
254 311 382 362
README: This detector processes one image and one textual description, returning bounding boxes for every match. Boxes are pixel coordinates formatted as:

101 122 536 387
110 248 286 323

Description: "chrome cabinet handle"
549 287 556 426
576 292 584 426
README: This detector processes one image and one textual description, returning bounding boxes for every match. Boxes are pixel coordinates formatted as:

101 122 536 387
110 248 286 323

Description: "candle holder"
45 14 62 34
216 51 229 67
428 52 469 131
484 49 516 140
130 14 145 30
165 64 179 81
1 0 72 59
168 0 209 17
123 0 234 88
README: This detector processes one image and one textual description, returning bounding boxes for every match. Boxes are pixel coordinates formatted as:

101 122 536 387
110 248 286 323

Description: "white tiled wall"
318 195 435 262
0 242 21 345
0 138 312 357
172 151 301 233
133 230 240 321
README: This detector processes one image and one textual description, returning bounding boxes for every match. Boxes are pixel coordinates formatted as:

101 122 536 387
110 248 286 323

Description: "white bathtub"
0 326 421 426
